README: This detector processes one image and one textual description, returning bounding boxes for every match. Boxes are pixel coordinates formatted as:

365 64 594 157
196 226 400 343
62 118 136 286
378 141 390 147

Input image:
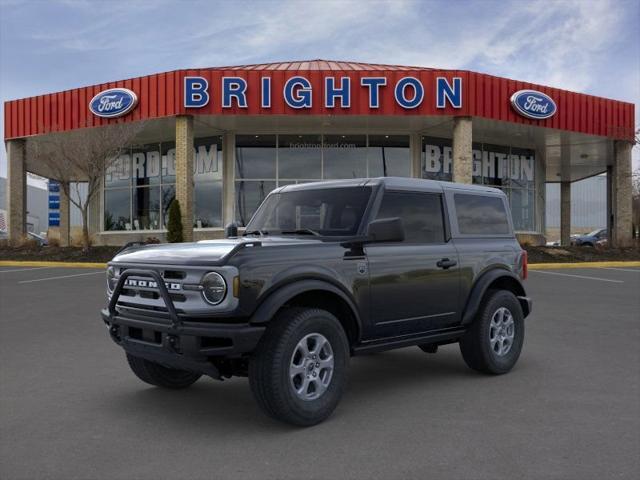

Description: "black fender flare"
249 278 363 339
461 268 530 325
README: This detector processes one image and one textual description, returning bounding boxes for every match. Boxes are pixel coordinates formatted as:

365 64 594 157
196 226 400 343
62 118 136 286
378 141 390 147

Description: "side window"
375 191 445 243
454 193 510 235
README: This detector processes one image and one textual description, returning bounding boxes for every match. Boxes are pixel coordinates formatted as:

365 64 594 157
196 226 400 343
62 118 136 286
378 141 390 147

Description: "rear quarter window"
454 193 511 235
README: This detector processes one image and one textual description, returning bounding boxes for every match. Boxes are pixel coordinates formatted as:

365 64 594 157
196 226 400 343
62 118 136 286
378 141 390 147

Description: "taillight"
520 250 528 280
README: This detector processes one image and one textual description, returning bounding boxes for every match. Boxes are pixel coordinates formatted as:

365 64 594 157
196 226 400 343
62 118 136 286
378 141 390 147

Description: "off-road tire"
126 353 201 389
249 307 350 426
459 290 524 374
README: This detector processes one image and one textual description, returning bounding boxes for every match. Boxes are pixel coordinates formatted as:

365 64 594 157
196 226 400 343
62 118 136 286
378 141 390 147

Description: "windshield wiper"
243 229 269 236
280 228 321 236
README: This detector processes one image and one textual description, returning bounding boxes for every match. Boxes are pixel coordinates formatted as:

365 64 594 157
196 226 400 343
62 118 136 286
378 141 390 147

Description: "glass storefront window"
104 188 131 231
236 135 276 179
105 154 131 188
236 180 277 226
161 184 175 228
104 136 224 232
422 136 453 182
323 135 367 179
195 181 223 228
132 143 161 187
368 135 410 177
132 186 160 230
422 136 537 232
278 134 322 180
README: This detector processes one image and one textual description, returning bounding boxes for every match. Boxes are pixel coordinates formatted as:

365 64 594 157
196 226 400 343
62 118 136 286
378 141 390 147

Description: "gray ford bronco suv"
102 177 531 426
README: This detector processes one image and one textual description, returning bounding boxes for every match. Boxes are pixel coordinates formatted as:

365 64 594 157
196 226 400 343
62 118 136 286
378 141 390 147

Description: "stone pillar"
452 117 472 184
222 132 236 226
6 139 27 244
175 115 194 242
59 182 71 247
560 181 571 246
611 141 633 247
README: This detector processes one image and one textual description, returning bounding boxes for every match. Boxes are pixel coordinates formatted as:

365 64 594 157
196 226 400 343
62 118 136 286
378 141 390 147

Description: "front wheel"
249 308 350 426
459 290 525 374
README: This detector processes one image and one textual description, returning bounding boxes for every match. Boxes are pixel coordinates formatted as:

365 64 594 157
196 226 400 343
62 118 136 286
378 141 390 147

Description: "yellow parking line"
529 261 640 270
0 261 106 269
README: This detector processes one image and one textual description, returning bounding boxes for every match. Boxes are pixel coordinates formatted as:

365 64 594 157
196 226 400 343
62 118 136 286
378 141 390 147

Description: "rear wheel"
126 354 201 389
249 307 349 426
459 290 524 374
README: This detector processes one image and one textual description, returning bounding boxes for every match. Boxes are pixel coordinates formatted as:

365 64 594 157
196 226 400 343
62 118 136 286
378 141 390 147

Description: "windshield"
246 186 372 237
587 229 604 237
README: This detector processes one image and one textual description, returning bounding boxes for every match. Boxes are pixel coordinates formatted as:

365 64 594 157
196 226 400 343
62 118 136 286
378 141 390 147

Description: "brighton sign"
89 88 138 118
510 89 557 120
183 75 463 110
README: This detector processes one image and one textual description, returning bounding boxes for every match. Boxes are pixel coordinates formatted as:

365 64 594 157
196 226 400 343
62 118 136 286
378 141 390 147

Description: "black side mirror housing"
366 217 404 243
225 222 239 238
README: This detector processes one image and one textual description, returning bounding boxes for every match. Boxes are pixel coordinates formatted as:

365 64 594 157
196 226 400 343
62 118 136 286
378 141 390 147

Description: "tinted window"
454 193 510 235
375 192 445 243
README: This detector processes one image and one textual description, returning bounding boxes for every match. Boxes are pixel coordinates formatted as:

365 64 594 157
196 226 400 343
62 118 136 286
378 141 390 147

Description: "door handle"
437 258 457 269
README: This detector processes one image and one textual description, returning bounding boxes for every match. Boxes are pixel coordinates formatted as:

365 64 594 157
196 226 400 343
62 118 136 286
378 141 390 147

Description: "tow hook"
167 334 180 353
109 325 121 342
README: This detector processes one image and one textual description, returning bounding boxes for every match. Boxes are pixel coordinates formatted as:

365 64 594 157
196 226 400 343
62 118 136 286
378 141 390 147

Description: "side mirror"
225 222 239 238
366 217 404 243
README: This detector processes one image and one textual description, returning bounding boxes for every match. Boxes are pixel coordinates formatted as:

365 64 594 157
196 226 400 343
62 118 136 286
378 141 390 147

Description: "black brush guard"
102 269 264 379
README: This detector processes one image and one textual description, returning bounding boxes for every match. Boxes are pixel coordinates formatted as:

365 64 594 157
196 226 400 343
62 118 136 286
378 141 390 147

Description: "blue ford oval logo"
89 88 138 118
510 89 556 120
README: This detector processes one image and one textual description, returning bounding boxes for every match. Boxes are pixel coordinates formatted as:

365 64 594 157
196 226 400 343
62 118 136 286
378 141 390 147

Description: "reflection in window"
236 180 277 226
278 134 322 179
104 188 131 231
162 185 175 228
422 137 453 182
104 137 224 232
323 135 367 179
236 135 276 179
455 194 511 235
195 181 223 228
132 186 160 230
376 192 445 243
368 135 410 177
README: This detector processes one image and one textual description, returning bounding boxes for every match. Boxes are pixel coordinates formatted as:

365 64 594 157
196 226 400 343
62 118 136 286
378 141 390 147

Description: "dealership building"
3 60 636 246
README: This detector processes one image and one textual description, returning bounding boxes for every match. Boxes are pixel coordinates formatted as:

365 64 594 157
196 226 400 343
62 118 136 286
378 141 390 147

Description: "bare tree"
27 121 144 250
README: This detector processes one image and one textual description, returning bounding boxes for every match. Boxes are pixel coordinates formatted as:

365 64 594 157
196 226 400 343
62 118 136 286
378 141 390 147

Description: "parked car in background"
27 231 48 246
571 229 607 247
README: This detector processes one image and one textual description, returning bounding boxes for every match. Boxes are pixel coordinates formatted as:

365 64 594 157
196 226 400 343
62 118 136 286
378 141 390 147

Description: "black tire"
126 353 201 389
249 307 350 426
459 290 524 375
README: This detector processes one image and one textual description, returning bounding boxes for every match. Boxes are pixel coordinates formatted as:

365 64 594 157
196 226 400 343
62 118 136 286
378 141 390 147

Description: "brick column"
175 115 194 242
452 116 472 184
222 132 236 226
560 181 571 246
6 139 27 244
611 141 633 247
59 182 70 247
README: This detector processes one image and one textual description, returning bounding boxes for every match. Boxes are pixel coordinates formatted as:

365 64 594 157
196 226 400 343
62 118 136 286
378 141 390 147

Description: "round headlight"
106 266 117 293
201 272 227 305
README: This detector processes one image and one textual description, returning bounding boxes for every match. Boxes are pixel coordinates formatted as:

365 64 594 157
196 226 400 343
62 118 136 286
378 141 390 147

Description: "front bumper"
102 268 264 379
101 309 264 379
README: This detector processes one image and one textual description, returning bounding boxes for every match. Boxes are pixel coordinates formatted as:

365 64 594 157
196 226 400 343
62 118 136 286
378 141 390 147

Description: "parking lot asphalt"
1 266 639 480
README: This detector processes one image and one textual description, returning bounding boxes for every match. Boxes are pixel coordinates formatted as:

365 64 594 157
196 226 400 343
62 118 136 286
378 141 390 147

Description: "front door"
365 190 461 338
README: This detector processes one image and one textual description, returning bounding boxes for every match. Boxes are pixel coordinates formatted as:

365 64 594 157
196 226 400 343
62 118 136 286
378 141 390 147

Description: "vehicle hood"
110 236 326 266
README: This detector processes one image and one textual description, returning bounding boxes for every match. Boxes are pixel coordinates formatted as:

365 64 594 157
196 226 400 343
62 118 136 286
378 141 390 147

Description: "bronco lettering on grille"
123 279 181 291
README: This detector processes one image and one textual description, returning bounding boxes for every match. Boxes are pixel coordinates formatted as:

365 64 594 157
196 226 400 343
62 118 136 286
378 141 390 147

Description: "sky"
1 0 638 182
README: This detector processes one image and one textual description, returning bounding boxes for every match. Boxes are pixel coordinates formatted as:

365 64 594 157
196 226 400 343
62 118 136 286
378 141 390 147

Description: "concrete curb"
0 260 106 269
2 260 639 270
528 261 640 269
